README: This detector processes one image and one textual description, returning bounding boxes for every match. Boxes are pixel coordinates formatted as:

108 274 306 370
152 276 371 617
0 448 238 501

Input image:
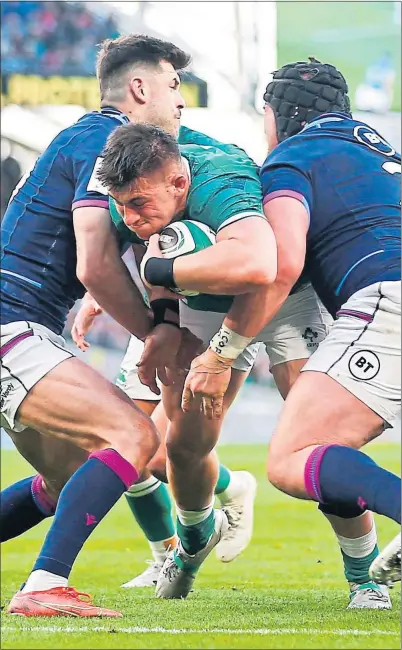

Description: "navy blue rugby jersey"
260 113 401 317
1 107 129 334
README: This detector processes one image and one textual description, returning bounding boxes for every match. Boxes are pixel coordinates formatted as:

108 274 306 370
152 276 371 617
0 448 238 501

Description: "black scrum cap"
263 57 351 142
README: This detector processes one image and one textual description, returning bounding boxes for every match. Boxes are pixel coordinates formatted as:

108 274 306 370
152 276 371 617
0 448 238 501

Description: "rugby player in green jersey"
98 123 332 599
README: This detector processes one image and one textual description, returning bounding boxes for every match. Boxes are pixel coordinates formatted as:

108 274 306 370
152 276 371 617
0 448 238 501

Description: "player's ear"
172 173 187 194
129 77 147 105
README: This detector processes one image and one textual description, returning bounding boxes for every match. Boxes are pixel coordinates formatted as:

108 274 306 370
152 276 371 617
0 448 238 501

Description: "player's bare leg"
267 371 399 604
156 369 252 598
4 356 159 617
269 358 392 609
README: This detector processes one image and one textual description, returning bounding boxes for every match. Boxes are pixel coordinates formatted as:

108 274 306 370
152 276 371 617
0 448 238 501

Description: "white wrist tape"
209 324 253 360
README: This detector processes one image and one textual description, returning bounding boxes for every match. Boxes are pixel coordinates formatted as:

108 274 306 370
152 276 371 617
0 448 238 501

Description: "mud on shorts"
1 321 73 432
302 281 401 428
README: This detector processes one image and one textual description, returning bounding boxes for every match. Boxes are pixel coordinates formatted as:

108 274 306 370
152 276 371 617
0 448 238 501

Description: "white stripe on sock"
176 501 214 526
336 522 377 558
125 476 161 497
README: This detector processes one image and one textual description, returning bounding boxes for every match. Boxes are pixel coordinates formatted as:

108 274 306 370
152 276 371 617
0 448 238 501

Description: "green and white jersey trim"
217 211 266 232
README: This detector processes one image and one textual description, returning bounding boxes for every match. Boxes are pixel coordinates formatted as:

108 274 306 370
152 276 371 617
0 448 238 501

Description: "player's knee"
147 449 168 483
266 448 290 492
96 414 160 467
166 430 214 466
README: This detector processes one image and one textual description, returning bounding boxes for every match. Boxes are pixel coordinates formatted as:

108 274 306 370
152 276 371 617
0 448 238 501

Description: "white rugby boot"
156 509 229 599
215 471 257 562
369 533 401 587
121 560 163 588
347 582 392 609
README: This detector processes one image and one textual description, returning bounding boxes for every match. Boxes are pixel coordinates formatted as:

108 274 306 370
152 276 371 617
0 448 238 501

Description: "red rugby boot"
7 586 122 617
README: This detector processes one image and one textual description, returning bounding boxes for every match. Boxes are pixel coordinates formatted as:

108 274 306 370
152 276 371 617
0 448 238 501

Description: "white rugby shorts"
302 281 401 427
1 321 73 432
180 282 332 372
117 335 161 401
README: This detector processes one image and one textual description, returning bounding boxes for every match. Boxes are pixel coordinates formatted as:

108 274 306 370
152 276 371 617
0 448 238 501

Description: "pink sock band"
31 475 57 516
304 444 335 502
89 448 139 489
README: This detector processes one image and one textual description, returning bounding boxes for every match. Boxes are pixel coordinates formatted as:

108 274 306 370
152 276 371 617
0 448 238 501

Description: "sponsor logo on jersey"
354 125 395 157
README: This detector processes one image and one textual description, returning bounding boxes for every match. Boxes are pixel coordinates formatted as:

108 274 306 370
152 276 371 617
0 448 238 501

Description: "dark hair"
97 34 191 101
263 57 351 142
97 123 181 191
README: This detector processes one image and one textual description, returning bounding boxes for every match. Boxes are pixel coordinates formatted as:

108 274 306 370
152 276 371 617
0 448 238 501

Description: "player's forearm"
82 261 153 340
173 240 276 295
224 281 291 338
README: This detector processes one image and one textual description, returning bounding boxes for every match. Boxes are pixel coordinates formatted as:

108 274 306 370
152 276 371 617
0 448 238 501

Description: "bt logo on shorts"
348 350 380 381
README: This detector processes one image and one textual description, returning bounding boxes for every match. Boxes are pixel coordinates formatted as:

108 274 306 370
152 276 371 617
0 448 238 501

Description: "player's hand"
71 293 103 351
140 234 162 290
137 323 182 395
181 348 232 420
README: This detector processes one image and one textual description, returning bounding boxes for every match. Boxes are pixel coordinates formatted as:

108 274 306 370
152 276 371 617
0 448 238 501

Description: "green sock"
125 476 175 543
176 508 215 556
214 464 231 495
342 546 379 584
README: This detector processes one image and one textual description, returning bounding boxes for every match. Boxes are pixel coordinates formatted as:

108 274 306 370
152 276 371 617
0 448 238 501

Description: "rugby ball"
159 220 216 296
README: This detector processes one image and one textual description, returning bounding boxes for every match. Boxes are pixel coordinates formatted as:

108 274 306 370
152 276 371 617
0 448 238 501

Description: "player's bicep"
73 206 118 279
216 215 275 252
71 133 110 211
263 197 308 283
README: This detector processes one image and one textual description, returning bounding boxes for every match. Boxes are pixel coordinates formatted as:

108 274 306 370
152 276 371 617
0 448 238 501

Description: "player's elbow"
276 258 303 290
244 252 277 288
76 259 104 290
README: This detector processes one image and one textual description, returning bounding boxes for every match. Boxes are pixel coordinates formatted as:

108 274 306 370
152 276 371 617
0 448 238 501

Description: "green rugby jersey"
109 127 265 312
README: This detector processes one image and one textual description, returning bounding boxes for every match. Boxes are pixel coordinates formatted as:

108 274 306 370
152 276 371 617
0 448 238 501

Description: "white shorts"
180 283 332 372
302 281 401 427
1 321 73 432
117 335 161 401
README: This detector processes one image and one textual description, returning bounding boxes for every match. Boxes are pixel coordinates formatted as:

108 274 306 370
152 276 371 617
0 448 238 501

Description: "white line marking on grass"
1 626 399 636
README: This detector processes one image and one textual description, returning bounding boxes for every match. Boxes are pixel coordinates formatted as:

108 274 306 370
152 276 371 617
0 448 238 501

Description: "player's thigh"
269 282 401 461
163 368 248 458
5 426 88 500
18 357 158 453
260 283 332 397
1 322 158 459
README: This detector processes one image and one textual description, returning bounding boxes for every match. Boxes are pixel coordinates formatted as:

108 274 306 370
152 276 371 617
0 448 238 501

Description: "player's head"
98 123 190 240
263 57 351 151
97 34 191 136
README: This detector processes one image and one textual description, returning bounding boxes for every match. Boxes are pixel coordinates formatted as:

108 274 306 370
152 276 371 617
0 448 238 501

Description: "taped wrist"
151 298 180 329
209 324 253 360
143 257 177 290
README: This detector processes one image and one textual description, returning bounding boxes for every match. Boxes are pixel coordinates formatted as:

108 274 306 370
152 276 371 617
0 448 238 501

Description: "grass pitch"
1 443 400 649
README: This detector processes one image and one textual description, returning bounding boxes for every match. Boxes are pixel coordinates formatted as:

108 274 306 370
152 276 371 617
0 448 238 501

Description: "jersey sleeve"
70 127 112 211
109 197 144 245
259 142 314 219
187 158 265 233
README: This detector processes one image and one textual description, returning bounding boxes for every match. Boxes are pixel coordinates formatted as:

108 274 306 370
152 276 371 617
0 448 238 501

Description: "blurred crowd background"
1 0 401 394
2 1 119 75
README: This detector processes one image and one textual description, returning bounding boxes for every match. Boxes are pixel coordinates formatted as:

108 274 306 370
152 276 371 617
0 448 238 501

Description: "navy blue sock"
305 444 401 524
1 475 56 542
33 449 138 578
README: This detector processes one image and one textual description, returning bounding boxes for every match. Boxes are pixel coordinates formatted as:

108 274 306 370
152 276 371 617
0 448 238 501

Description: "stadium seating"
1 1 119 76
